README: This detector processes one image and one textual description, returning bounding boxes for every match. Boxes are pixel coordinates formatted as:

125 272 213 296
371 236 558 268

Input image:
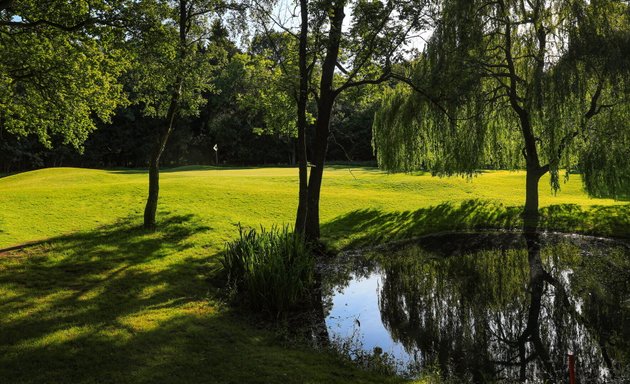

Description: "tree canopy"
0 0 129 149
373 0 630 201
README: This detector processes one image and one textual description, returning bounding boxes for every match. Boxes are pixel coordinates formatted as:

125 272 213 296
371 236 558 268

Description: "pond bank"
317 231 630 383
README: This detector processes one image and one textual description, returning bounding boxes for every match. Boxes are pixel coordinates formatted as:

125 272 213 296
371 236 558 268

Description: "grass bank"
0 166 626 248
0 166 628 383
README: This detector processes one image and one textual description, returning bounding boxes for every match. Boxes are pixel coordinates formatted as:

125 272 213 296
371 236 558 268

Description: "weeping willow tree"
373 0 630 230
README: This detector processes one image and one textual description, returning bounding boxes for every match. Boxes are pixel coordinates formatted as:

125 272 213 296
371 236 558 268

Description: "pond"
319 232 630 383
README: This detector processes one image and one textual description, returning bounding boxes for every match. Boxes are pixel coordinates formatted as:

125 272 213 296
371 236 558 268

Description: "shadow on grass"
0 215 400 384
321 199 630 249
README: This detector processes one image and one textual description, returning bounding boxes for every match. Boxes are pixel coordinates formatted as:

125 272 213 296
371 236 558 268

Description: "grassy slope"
0 166 628 384
1 166 626 248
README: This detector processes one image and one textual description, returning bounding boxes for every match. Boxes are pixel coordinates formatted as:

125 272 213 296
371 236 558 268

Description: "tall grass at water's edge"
222 225 315 319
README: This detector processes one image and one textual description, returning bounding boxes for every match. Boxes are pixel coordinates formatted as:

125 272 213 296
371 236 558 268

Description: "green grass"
0 166 628 383
0 166 626 248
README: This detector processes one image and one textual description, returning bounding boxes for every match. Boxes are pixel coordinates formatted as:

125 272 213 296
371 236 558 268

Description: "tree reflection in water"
323 232 630 383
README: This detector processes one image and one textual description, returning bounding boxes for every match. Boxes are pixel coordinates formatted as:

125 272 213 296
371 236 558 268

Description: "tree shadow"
321 199 521 249
0 214 208 340
540 203 630 238
321 199 630 249
0 214 400 384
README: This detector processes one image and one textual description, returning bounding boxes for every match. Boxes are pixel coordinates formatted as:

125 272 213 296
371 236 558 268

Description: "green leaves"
0 2 129 149
234 53 298 139
373 0 630 198
125 0 218 120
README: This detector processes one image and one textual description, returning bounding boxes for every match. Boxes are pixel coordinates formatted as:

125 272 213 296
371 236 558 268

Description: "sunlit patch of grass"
118 303 210 333
0 167 624 248
18 325 93 349
0 166 627 383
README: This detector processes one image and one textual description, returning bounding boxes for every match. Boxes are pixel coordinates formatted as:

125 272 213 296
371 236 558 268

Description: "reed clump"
222 225 315 319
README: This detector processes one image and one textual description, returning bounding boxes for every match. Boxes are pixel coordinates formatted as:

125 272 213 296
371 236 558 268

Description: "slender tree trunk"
294 0 310 235
305 112 331 240
288 139 296 165
143 81 182 230
143 0 187 230
304 0 345 241
144 152 161 229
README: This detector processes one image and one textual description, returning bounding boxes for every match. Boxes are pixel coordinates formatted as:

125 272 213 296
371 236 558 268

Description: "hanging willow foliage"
581 105 630 199
373 0 630 197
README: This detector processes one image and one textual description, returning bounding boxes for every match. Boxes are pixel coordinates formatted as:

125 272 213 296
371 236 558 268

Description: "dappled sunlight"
14 325 93 350
117 302 215 333
0 214 216 380
0 212 401 384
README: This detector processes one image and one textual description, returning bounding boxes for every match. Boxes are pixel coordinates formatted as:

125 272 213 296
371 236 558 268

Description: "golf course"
1 166 628 383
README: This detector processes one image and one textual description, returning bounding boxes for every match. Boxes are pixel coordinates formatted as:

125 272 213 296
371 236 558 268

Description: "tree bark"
523 166 544 233
143 0 187 230
294 0 310 235
502 13 547 234
143 81 182 229
304 0 345 241
144 153 161 230
304 108 331 240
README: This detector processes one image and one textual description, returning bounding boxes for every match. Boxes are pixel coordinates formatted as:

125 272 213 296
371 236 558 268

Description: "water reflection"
322 232 630 382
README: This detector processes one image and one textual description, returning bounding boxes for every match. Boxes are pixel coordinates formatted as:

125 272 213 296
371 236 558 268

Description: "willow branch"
390 72 455 122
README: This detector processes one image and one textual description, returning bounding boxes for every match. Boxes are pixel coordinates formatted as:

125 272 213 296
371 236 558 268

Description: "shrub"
222 225 315 319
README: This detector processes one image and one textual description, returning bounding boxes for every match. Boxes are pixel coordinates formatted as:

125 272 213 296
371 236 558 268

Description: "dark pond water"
320 232 630 383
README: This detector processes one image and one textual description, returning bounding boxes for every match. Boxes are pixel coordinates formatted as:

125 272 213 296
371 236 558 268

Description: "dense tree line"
0 79 377 173
0 13 379 175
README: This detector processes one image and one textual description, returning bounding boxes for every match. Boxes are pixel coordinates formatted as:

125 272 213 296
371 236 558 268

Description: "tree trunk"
143 84 181 229
295 0 309 234
523 166 543 233
501 14 548 235
304 117 330 240
294 0 310 235
143 1 187 230
303 0 345 242
144 153 161 229
288 142 295 166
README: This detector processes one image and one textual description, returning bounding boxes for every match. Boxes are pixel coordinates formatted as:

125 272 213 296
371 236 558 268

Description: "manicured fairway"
0 166 628 383
0 166 625 248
